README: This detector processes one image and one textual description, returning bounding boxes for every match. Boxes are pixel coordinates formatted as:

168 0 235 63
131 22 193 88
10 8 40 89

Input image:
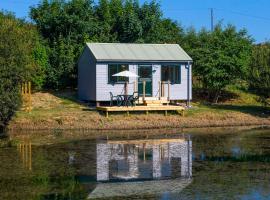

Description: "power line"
163 7 270 22
215 8 270 22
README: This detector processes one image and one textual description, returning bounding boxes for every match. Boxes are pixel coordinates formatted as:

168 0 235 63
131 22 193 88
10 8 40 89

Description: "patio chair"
128 92 139 106
109 92 122 107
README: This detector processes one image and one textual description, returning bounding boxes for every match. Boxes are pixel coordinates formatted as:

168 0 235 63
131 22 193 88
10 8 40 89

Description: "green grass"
188 84 268 117
8 89 270 131
225 85 261 105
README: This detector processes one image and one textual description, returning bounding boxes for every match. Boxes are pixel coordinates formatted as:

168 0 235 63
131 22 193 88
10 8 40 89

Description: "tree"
30 0 98 89
185 24 253 103
248 43 270 105
118 0 142 42
0 12 46 129
30 0 185 88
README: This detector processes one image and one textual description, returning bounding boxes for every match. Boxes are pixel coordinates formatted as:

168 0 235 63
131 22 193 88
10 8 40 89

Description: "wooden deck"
96 105 185 118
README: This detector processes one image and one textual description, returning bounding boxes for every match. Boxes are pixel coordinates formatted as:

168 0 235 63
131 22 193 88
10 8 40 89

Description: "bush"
0 12 47 129
248 43 270 105
183 24 253 103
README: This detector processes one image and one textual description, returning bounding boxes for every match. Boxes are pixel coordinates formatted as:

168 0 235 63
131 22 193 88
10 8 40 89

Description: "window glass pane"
108 64 117 83
139 65 152 78
108 64 129 83
170 67 174 82
174 66 180 83
161 65 169 82
161 65 181 84
117 64 129 82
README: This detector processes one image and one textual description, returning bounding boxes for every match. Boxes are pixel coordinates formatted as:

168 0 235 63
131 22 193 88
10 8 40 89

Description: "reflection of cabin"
89 138 192 199
97 138 192 181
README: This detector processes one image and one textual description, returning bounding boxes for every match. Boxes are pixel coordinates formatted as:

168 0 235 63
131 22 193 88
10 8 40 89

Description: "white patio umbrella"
112 70 139 78
112 70 139 95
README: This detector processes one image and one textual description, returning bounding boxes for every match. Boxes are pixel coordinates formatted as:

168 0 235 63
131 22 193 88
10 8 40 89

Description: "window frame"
161 64 181 84
108 64 129 84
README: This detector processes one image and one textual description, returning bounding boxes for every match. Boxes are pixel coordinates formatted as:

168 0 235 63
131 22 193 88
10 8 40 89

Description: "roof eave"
96 59 193 63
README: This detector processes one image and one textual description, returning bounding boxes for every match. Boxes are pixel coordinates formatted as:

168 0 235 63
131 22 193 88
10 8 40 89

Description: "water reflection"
91 137 192 199
1 128 270 200
17 140 32 171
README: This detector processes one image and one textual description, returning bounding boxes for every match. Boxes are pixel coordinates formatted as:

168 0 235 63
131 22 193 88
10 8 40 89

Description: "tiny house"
78 43 192 105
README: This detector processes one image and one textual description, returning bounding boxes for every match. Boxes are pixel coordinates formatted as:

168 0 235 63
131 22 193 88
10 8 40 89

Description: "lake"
0 127 270 200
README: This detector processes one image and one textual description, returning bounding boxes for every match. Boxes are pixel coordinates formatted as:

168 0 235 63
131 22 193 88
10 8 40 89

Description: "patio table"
117 94 133 107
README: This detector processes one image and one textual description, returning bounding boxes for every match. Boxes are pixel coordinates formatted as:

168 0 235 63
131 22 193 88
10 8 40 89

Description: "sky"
1 0 270 43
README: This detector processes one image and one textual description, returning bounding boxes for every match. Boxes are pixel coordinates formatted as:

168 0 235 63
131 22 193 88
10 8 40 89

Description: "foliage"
184 24 253 102
32 41 49 89
248 43 270 105
0 12 47 129
30 0 183 88
30 0 98 88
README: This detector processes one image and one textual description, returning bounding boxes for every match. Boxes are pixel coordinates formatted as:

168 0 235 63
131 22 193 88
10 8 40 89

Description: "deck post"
143 81 146 102
167 81 170 104
161 81 164 97
146 111 149 115
164 110 168 116
125 81 128 96
127 111 130 117
105 111 109 118
159 81 161 100
134 80 137 92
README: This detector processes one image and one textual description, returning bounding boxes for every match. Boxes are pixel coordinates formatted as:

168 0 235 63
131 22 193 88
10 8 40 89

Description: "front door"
138 65 152 97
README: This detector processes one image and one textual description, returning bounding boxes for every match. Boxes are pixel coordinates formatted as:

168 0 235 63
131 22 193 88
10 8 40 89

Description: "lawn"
7 88 270 131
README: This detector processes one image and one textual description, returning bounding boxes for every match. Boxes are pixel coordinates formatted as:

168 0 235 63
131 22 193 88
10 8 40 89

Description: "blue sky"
1 0 270 43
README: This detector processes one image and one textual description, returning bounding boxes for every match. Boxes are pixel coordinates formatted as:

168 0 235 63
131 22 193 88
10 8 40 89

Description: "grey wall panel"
78 47 96 101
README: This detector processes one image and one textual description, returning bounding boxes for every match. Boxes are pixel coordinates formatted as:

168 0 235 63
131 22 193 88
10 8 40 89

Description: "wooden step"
138 97 169 105
143 100 169 106
144 104 163 107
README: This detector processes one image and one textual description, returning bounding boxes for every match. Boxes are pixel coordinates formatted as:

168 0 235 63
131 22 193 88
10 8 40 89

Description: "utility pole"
211 8 214 32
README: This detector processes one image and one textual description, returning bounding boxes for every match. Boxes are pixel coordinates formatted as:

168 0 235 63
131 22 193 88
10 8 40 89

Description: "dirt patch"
31 92 63 109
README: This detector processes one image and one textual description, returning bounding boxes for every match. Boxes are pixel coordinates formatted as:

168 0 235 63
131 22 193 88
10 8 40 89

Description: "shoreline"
7 117 270 131
4 124 270 147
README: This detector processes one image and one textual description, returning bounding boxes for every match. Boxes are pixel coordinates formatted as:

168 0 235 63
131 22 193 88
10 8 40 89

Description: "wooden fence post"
21 81 32 112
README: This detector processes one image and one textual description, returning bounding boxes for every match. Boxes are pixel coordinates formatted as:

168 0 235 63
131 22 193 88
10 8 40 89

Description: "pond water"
1 127 270 200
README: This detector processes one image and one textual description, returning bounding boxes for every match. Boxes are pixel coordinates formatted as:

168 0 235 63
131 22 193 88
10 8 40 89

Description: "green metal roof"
86 43 192 62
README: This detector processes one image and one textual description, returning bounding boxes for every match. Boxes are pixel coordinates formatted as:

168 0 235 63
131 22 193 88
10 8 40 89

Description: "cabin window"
161 65 181 84
108 64 129 83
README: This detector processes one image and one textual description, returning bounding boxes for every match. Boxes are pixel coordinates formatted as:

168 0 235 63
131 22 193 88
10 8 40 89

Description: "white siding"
162 64 192 100
96 64 137 101
152 64 160 97
96 63 192 101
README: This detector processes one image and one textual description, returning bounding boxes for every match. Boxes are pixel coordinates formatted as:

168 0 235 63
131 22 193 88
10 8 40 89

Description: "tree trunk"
213 90 221 103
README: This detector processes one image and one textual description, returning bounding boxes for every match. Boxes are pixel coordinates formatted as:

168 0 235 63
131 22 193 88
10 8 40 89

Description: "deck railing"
140 80 170 102
158 81 170 101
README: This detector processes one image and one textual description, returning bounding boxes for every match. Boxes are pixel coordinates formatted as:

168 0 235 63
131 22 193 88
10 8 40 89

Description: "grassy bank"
7 89 270 131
